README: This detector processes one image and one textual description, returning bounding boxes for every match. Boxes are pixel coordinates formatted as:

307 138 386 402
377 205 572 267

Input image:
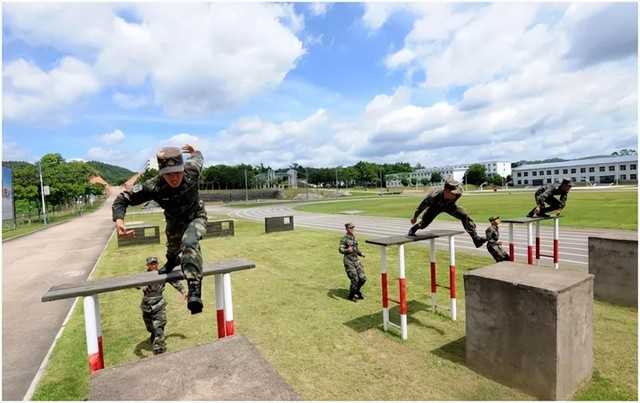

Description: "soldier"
485 216 510 262
139 256 187 355
408 178 486 247
112 144 208 314
527 178 572 218
339 223 366 302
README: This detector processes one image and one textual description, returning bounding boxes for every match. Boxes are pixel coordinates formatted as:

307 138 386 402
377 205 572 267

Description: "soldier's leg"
409 208 439 236
151 309 167 354
344 262 359 301
355 262 367 299
488 245 507 263
496 245 510 262
159 219 187 274
447 205 485 247
143 311 154 342
182 217 207 314
540 197 562 215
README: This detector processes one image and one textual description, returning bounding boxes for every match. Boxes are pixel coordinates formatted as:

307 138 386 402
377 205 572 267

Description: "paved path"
219 204 635 268
2 193 117 400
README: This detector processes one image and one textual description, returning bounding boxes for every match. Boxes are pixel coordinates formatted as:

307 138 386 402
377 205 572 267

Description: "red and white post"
509 223 515 262
448 236 457 321
398 244 408 340
380 246 389 332
527 222 534 265
553 217 560 269
535 221 541 264
223 273 234 336
429 238 437 312
83 295 104 373
214 274 226 338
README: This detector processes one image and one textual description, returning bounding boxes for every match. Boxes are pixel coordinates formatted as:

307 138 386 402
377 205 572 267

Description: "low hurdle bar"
366 230 463 340
502 216 561 268
42 259 255 373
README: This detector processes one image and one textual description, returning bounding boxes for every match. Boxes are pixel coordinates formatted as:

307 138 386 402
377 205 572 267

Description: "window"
532 171 537 176
571 168 576 174
631 164 636 170
589 176 595 182
580 168 586 173
554 169 559 174
547 178 551 184
517 172 521 177
563 169 568 174
589 167 595 172
524 179 529 184
631 174 637 180
599 166 605 172
524 172 528 177
609 165 615 171
572 177 576 182
620 174 627 180
517 180 522 185
620 165 626 170
538 171 543 176
546 170 551 175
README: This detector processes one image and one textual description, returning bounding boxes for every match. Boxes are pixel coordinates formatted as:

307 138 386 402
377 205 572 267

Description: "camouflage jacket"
485 225 500 247
535 184 568 209
339 234 364 260
112 151 207 222
413 187 463 219
139 278 185 312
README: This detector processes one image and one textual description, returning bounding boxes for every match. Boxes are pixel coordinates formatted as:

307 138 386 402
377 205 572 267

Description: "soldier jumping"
485 216 510 262
339 223 366 302
527 178 572 218
408 178 486 247
113 144 208 314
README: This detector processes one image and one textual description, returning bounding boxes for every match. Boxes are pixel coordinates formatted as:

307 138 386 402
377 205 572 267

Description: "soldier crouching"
112 144 207 314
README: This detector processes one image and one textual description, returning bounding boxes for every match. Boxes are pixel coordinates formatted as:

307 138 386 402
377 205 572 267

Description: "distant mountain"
86 161 136 186
512 158 566 168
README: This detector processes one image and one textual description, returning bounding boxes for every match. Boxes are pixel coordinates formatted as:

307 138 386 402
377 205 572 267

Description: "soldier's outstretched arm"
412 194 433 221
183 144 203 173
112 183 154 235
536 186 554 208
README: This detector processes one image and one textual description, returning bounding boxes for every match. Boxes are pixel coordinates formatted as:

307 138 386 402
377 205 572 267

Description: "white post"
380 246 389 332
449 236 457 321
215 274 226 338
429 238 437 311
398 244 408 340
223 273 234 336
554 218 560 269
527 222 534 265
83 295 103 373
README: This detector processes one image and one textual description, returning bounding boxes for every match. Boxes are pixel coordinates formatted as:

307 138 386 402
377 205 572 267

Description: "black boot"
407 224 419 237
347 290 358 302
355 292 364 300
158 256 181 275
187 281 203 314
473 236 487 248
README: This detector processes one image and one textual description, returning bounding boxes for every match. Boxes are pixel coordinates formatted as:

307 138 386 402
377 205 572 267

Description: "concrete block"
265 215 294 233
464 262 593 400
588 234 638 306
90 335 299 400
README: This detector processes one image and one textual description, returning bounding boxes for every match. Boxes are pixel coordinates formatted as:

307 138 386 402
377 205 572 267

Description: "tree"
136 168 159 184
488 174 503 186
430 171 443 183
464 164 487 185
401 178 410 187
420 178 430 186
612 149 637 156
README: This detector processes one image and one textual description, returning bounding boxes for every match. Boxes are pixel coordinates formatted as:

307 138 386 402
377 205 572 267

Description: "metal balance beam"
366 230 464 340
501 216 561 268
42 258 255 373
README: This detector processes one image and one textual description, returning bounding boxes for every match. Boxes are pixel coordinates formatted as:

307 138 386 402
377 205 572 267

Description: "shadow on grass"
431 336 466 364
343 300 446 337
327 288 351 301
134 333 187 358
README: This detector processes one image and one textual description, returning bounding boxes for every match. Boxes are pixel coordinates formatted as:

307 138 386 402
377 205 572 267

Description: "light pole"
244 169 248 202
38 161 48 224
306 168 309 200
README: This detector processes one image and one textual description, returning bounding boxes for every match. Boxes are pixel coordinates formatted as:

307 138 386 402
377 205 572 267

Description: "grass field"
33 215 636 400
296 190 638 230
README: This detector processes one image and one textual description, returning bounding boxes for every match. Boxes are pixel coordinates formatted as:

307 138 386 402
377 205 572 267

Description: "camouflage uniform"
339 231 366 300
485 223 510 262
112 149 207 314
527 179 571 217
140 275 185 354
408 180 485 247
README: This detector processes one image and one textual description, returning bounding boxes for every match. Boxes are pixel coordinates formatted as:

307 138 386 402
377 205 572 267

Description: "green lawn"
296 190 638 230
33 215 637 400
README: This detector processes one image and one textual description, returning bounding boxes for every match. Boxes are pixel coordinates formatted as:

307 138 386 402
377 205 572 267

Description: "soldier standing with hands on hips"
339 223 367 302
112 144 208 315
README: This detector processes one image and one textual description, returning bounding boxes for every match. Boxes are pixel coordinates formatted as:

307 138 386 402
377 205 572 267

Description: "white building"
512 155 638 186
144 158 159 171
408 161 511 184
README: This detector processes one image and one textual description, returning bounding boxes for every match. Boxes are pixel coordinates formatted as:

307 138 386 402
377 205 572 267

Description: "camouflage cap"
146 256 159 265
443 178 462 195
488 216 501 222
345 222 355 229
560 177 572 187
157 147 184 175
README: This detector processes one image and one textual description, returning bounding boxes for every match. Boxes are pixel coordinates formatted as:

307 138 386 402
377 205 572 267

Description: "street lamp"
38 161 48 225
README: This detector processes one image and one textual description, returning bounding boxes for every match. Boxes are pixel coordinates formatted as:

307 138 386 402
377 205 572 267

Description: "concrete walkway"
2 193 117 400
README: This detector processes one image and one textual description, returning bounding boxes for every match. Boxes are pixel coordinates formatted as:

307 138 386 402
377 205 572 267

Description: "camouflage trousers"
487 244 510 263
344 258 366 295
142 304 167 352
165 217 207 283
417 205 483 242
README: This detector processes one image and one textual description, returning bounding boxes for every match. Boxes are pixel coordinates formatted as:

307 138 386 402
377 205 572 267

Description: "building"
511 155 638 187
408 161 511 184
144 157 159 171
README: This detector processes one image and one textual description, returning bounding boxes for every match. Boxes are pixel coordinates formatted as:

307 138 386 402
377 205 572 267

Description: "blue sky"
2 2 638 170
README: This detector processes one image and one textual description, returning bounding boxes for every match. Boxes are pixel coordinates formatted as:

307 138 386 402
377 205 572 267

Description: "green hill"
86 161 136 185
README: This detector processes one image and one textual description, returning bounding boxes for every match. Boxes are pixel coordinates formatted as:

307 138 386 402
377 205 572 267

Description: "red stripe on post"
509 244 515 261
225 320 234 336
449 265 456 298
527 246 533 265
88 352 102 373
430 262 437 293
535 237 540 259
97 335 105 369
381 273 389 308
553 239 559 263
398 278 407 314
216 309 226 338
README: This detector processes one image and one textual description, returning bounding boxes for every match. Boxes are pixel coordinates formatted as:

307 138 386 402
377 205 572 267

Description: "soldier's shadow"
327 288 350 301
343 300 446 338
134 333 187 358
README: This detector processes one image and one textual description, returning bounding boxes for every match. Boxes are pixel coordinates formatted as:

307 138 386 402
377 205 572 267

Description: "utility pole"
38 161 48 224
306 168 309 200
244 169 248 202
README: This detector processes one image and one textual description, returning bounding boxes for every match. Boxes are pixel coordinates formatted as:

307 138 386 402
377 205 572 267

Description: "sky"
2 1 638 171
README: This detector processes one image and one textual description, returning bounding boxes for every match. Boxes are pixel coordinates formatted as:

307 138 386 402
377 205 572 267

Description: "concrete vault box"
588 234 638 307
464 262 593 400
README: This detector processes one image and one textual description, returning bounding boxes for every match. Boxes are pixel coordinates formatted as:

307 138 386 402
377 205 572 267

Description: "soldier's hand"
179 292 188 302
182 144 196 154
410 217 417 225
115 219 135 237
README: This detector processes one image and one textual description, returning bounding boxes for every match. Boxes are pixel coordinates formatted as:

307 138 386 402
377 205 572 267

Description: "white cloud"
361 3 407 31
98 129 126 145
309 3 330 17
3 57 100 122
112 92 149 109
2 142 33 162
